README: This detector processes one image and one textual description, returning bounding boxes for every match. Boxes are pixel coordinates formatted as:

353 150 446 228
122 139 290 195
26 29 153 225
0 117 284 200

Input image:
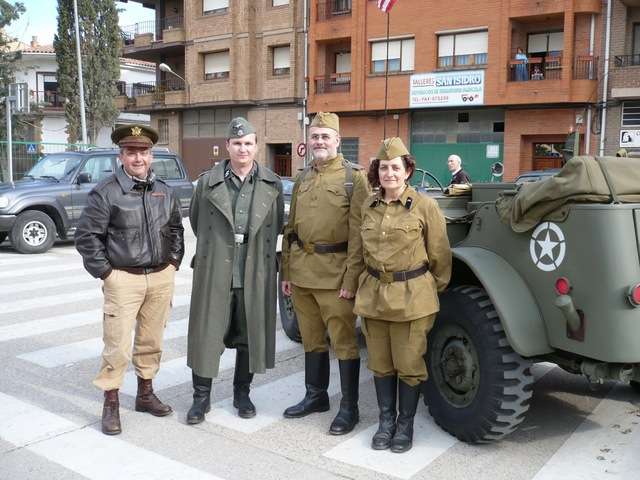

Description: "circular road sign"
296 142 306 157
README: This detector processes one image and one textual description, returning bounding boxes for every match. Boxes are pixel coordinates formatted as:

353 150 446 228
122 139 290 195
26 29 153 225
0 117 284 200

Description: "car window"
79 156 116 183
26 154 84 180
153 156 183 180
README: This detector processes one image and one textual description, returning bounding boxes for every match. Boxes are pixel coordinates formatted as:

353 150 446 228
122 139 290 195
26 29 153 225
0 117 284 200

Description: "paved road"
1 223 640 480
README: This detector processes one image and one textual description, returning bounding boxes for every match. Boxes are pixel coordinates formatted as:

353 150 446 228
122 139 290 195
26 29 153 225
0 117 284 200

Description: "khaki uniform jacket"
187 161 284 378
354 186 452 321
281 154 369 292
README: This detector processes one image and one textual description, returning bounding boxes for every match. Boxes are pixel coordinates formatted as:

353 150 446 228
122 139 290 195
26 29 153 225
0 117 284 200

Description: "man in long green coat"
186 117 284 424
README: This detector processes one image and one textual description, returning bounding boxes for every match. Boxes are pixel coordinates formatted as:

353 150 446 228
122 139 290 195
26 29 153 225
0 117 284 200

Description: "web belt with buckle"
366 264 429 283
234 234 248 244
288 232 348 254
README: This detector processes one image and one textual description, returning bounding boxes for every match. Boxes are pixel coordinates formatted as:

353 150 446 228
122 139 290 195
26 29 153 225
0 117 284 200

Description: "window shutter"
273 46 290 69
204 51 229 73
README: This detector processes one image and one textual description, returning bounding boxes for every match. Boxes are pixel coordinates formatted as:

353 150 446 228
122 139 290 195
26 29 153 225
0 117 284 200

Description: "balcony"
316 0 351 21
121 16 185 57
116 78 186 111
574 55 598 79
614 55 640 68
507 56 563 81
32 90 64 110
315 73 351 94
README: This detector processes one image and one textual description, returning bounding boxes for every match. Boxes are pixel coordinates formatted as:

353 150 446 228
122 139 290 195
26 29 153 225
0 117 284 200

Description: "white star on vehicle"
537 232 559 261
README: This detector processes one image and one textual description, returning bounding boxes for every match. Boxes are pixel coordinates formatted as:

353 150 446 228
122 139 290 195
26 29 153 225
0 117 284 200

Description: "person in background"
514 47 528 81
447 154 471 185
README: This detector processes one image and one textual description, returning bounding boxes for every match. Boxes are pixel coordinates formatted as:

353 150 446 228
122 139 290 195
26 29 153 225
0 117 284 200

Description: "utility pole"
5 96 13 186
73 0 88 145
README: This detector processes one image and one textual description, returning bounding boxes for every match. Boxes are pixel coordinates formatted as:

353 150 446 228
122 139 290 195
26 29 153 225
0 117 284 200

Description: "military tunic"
354 186 452 385
281 154 369 359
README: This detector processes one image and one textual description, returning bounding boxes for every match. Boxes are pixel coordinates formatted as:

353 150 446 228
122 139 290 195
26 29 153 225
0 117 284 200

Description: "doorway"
532 142 565 170
269 143 292 177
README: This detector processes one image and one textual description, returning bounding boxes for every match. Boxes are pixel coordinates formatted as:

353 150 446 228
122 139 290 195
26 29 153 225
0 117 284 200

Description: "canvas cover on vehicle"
496 156 640 232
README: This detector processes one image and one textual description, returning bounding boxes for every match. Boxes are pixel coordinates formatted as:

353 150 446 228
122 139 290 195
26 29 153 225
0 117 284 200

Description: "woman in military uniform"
354 138 452 453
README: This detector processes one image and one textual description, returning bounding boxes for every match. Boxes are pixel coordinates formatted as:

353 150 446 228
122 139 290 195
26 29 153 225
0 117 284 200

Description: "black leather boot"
233 349 256 419
329 359 360 435
390 380 420 453
186 372 212 425
371 375 397 450
283 351 330 418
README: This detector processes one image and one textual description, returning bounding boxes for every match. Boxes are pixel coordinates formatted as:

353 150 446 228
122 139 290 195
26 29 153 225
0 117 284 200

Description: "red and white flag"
377 0 399 12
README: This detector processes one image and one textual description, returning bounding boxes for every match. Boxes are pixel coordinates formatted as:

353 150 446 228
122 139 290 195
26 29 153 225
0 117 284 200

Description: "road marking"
18 318 190 368
0 255 66 267
324 402 456 479
205 358 373 434
120 329 302 396
532 384 640 480
0 392 224 480
0 263 82 279
0 289 102 315
0 294 191 343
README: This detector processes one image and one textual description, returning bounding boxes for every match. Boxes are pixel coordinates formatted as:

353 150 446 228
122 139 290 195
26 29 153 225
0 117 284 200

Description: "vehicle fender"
9 196 70 231
452 246 552 357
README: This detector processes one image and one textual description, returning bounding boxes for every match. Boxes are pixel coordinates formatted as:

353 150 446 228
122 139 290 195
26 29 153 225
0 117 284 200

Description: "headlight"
0 196 9 209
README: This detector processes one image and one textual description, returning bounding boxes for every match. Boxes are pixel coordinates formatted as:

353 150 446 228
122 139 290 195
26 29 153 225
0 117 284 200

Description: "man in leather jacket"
75 125 184 436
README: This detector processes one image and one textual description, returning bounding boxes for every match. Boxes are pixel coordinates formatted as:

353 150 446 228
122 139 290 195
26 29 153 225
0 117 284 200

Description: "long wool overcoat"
187 161 284 378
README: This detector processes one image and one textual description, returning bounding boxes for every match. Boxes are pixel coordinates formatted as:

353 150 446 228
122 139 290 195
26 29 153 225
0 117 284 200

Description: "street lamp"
158 63 189 105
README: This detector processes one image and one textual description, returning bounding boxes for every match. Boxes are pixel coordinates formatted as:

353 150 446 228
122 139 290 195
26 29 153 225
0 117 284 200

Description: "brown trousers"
291 285 359 360
93 265 176 391
362 314 436 386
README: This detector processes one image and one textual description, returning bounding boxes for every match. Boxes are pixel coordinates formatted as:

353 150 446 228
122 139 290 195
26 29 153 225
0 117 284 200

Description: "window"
203 0 228 15
183 108 249 138
340 138 359 164
158 119 169 144
79 156 115 183
457 112 469 123
152 157 183 180
634 24 640 56
493 122 504 133
272 0 289 5
438 31 488 69
272 45 290 75
622 101 640 128
371 38 414 74
527 31 563 58
204 51 230 80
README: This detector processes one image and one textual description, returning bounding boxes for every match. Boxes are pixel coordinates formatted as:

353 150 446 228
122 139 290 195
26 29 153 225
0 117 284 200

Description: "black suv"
0 148 194 254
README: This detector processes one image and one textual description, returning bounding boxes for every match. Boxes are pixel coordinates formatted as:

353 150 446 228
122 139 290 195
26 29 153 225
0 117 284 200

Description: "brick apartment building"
601 0 640 156
308 0 603 182
117 0 305 179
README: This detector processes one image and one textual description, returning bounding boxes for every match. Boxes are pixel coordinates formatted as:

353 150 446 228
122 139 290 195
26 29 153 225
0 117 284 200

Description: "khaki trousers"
362 314 436 386
93 265 176 391
291 284 359 360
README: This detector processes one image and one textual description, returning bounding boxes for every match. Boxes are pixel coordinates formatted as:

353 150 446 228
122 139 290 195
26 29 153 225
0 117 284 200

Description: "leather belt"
366 264 429 284
118 264 168 275
288 232 348 254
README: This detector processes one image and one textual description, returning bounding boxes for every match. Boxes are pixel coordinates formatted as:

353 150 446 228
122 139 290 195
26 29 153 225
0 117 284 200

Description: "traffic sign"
26 143 37 154
296 142 306 157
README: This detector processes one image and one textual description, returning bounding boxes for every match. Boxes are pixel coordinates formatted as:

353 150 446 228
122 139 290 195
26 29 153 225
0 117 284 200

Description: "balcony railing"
438 53 488 70
574 56 598 80
507 56 562 82
316 0 351 21
121 15 184 45
116 78 185 102
315 73 351 94
614 54 640 68
32 90 64 108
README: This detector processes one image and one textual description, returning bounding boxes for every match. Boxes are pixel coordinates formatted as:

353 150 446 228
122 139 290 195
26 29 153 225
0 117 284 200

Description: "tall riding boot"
283 351 330 418
329 359 360 435
186 373 212 425
101 389 121 435
371 375 397 450
135 377 173 416
390 380 421 453
233 349 256 418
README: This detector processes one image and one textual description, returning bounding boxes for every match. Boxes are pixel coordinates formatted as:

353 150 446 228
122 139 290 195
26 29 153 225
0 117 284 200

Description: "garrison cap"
310 112 340 133
376 137 410 161
111 124 158 148
227 117 256 139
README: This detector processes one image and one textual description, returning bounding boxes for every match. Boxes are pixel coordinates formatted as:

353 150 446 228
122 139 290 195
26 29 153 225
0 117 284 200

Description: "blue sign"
26 143 37 154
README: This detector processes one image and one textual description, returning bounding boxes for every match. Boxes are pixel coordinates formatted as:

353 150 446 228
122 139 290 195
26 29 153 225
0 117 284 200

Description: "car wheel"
10 210 57 254
0 232 7 244
277 273 301 343
630 380 640 393
424 285 534 443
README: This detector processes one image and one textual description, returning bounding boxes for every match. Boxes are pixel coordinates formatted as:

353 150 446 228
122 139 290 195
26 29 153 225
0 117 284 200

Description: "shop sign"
620 129 640 148
410 70 485 108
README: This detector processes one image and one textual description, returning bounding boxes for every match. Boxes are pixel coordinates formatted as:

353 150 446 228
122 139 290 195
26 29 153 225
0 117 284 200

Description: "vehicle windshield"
26 154 83 180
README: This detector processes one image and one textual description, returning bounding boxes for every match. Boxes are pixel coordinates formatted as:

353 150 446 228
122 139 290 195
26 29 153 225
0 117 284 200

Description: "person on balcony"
531 65 544 80
514 47 528 82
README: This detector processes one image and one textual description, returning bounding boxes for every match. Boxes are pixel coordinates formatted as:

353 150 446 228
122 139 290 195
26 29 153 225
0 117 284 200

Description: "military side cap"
111 124 158 148
227 117 256 139
376 137 410 161
310 112 339 132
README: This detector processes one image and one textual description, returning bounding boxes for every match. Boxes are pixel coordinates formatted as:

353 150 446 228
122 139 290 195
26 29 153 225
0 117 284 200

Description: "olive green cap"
111 124 158 148
376 137 410 160
227 117 256 139
310 112 339 133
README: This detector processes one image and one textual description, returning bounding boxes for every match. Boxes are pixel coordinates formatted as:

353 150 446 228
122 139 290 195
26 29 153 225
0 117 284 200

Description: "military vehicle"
277 154 640 443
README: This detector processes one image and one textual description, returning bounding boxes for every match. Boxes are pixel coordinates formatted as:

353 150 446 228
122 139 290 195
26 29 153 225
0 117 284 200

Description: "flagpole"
383 11 390 138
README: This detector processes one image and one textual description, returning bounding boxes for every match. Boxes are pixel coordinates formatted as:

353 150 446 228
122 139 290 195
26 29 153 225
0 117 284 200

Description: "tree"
54 0 120 144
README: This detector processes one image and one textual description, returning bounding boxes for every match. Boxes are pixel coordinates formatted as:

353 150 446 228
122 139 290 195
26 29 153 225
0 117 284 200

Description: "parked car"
0 148 193 254
515 168 561 183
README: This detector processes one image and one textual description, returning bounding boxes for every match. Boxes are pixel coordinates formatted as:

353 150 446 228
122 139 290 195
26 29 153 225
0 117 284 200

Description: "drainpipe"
302 0 309 165
585 13 595 154
599 0 612 156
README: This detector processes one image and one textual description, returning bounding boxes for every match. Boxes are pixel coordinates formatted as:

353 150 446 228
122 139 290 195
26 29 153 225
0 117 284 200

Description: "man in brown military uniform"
281 112 369 435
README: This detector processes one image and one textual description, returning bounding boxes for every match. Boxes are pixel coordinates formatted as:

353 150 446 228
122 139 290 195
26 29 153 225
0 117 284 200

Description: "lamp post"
158 63 189 104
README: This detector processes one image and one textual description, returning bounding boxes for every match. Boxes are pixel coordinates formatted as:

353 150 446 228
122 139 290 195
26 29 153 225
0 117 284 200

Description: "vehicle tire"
0 232 7 244
424 285 534 443
10 210 57 254
630 380 640 393
277 273 301 343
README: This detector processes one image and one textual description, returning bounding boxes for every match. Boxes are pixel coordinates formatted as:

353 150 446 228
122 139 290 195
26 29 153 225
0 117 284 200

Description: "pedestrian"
75 124 185 436
186 117 284 424
447 154 471 185
355 138 451 453
280 112 369 435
